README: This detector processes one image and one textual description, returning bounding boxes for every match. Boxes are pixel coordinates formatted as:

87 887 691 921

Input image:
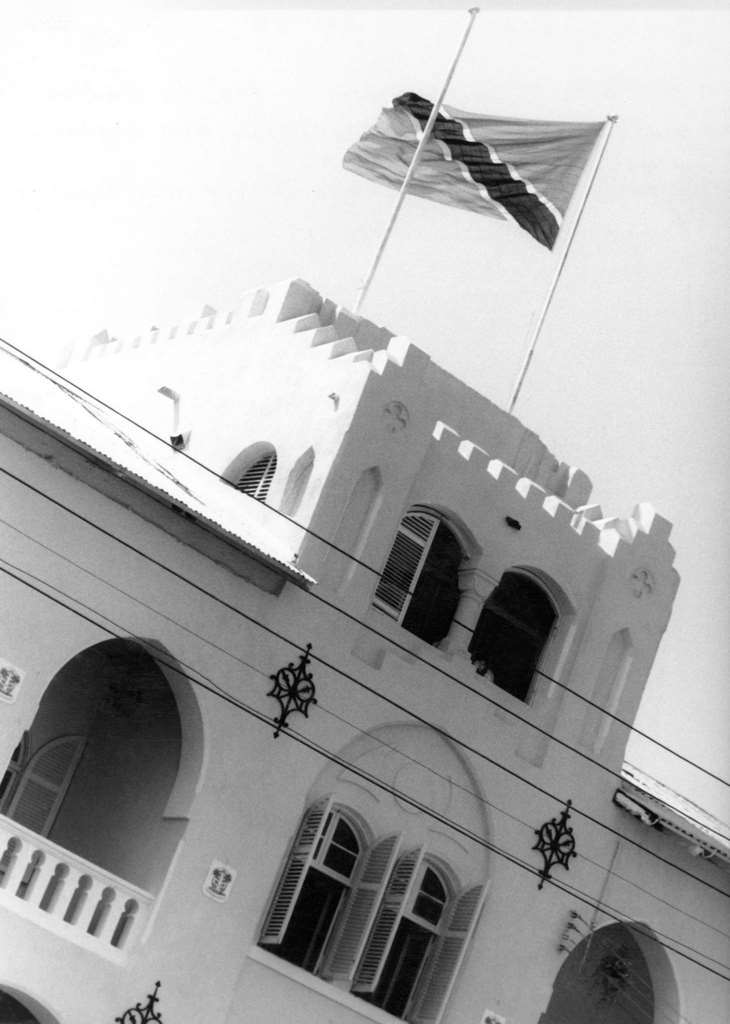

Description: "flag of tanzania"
343 93 605 250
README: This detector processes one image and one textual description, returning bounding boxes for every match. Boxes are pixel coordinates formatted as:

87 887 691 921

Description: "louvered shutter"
7 736 85 836
373 513 438 620
324 833 401 981
352 848 424 994
236 452 277 501
259 795 334 944
410 884 486 1024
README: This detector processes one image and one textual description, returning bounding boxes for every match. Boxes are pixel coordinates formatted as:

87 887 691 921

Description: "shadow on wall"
1 638 204 892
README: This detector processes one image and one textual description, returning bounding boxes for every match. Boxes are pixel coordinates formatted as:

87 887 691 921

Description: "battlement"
62 277 675 574
430 419 675 568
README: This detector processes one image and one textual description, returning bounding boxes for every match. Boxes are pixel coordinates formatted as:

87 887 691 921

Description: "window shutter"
410 884 486 1024
236 452 277 501
352 848 424 994
7 736 85 837
259 795 334 945
323 833 401 981
373 513 438 620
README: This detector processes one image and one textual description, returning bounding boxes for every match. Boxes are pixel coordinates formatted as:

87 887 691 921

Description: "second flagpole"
353 7 480 315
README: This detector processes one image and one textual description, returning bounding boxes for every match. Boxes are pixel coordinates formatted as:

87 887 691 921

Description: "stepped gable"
61 278 397 367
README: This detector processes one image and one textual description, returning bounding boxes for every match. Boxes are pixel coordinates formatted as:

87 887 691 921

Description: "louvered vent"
236 452 277 501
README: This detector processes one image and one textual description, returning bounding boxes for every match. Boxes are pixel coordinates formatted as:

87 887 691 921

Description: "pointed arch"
327 466 383 589
281 446 315 517
540 920 680 1024
581 628 634 752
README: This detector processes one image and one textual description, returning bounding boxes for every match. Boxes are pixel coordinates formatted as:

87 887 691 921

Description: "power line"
1 556 727 985
2 526 727 947
0 335 727 792
1 450 727 851
1 508 728 899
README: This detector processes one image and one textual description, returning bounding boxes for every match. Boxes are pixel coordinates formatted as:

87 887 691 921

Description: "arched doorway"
540 922 673 1024
1 638 201 892
0 988 57 1024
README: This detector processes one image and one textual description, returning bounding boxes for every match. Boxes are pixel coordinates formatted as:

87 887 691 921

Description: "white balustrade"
0 813 152 958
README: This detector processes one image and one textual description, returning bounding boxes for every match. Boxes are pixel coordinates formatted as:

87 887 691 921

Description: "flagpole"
507 114 619 414
353 7 480 315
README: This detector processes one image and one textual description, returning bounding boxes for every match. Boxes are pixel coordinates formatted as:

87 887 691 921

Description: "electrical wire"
1 334 727 792
0 436 727 849
0 555 727 985
3 515 728 948
1 472 728 887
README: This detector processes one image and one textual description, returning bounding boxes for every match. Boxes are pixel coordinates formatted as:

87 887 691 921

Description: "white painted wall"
0 280 726 1024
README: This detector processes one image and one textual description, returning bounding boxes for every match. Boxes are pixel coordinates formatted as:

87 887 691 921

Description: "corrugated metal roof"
620 763 730 864
0 345 313 587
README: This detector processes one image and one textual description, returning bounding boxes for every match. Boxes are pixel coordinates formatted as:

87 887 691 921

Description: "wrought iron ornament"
115 981 163 1024
268 644 317 738
533 800 577 889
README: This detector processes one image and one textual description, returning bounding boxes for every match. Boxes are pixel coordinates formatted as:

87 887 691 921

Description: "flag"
343 92 605 250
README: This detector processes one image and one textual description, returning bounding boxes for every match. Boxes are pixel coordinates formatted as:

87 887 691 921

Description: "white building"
0 279 727 1024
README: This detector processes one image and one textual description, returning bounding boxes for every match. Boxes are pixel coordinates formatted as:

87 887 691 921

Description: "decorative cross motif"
382 400 409 433
268 644 317 738
630 567 655 599
115 981 163 1024
533 801 577 889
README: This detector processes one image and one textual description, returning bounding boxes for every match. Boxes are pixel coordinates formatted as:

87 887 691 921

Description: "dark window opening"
275 868 346 972
370 919 434 1018
469 572 555 701
374 510 463 647
401 523 462 645
260 808 360 977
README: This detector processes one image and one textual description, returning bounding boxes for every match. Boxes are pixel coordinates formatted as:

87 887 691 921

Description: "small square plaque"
0 661 23 703
203 860 237 902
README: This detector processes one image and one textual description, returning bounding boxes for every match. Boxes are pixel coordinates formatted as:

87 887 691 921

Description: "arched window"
260 798 363 973
353 853 485 1023
469 571 556 702
373 510 463 645
235 447 277 501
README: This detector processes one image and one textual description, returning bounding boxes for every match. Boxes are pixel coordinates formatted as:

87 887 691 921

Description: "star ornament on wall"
268 643 317 738
533 800 578 889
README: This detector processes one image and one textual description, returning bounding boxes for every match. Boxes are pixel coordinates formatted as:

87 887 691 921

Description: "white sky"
0 4 728 819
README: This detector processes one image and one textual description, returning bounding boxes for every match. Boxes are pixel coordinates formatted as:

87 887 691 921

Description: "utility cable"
0 475 727 886
0 335 727 793
3 518 728 947
0 503 728 900
1 448 727 850
0 555 727 985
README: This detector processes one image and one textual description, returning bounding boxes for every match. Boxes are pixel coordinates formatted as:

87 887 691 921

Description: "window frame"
259 799 367 975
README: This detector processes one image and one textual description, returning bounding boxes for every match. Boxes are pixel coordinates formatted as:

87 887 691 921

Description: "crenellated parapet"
429 418 675 571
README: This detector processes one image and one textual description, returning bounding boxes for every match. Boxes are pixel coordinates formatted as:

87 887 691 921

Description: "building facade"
0 279 727 1024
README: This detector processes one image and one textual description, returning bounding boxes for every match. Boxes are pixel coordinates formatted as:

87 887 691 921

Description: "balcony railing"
0 814 153 959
